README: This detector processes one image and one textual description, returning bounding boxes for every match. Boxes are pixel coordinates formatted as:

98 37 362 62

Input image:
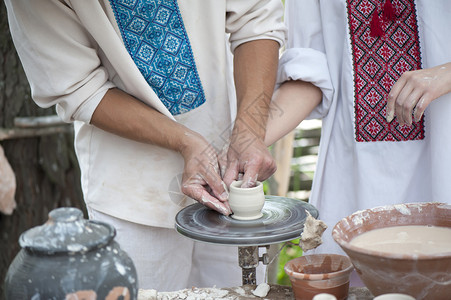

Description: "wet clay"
299 211 327 252
349 225 451 255
228 180 265 220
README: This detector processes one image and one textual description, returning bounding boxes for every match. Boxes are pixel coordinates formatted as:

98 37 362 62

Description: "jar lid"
19 207 115 254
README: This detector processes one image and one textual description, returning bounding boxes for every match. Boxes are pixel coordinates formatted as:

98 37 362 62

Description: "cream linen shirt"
5 0 286 228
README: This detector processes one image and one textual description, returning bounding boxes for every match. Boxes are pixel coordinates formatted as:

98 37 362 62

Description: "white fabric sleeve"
5 0 115 124
278 0 334 119
225 0 287 52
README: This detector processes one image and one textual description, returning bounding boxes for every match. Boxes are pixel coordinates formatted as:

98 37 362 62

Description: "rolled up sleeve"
5 0 115 123
277 0 334 119
226 0 287 52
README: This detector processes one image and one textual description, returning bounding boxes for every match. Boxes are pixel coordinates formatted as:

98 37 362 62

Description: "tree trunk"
0 2 84 299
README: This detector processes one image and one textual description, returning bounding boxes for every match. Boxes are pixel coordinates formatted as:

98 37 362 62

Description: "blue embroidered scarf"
109 0 206 115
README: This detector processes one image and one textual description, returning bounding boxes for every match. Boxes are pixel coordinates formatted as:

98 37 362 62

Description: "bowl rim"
229 180 263 192
284 254 354 281
332 202 451 260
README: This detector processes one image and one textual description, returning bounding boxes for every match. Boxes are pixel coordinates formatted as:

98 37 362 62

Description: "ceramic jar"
284 254 354 300
4 207 138 300
228 180 265 220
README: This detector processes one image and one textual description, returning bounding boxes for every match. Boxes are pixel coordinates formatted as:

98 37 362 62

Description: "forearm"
222 39 280 186
92 89 230 214
265 80 322 146
90 88 197 153
233 39 280 140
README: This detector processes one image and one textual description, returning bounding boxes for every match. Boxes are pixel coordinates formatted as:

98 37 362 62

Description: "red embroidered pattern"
347 0 424 142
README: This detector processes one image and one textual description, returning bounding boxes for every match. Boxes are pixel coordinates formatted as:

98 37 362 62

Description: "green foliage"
276 239 303 286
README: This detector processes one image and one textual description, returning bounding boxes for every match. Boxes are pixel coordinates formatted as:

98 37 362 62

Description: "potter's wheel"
175 196 318 246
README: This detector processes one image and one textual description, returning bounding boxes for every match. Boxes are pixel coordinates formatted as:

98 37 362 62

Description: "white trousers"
88 208 265 291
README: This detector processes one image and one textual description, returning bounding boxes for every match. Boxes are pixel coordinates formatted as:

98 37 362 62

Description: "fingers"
241 157 277 188
202 160 229 202
222 159 239 187
390 91 425 126
179 136 231 215
239 159 260 188
413 98 425 123
386 75 407 123
396 88 422 125
223 150 276 188
240 170 258 188
387 72 426 126
217 144 229 178
182 183 231 215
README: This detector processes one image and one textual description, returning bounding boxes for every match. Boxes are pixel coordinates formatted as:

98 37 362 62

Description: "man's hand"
386 62 451 125
91 88 231 215
223 120 276 188
222 39 280 187
179 132 232 215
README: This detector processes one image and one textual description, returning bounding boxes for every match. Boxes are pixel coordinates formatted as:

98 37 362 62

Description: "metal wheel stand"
174 197 319 286
238 245 270 285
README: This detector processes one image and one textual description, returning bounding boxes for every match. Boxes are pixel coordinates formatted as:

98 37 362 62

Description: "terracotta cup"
228 180 265 220
284 254 354 300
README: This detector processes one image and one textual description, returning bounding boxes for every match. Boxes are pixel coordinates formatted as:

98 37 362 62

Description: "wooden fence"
288 120 321 201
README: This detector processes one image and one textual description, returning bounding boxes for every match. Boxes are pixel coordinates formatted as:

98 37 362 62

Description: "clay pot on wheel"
228 180 265 220
4 207 138 300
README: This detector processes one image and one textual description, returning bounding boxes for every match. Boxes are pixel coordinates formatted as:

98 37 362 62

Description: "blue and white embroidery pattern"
109 0 206 115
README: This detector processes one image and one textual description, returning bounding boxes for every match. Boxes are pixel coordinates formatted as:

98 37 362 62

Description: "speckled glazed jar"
4 207 138 300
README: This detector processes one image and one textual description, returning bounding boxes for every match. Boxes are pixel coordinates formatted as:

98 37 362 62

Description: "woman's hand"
386 62 451 125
